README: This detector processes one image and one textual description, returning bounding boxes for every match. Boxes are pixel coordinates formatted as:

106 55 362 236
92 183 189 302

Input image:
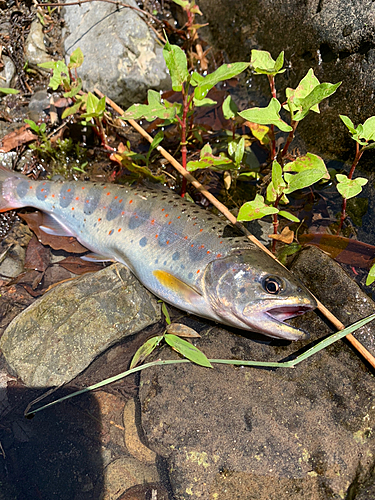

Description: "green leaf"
238 98 293 132
171 0 190 7
361 116 375 141
366 263 375 286
68 47 84 69
292 81 341 121
164 334 212 367
339 114 356 135
163 38 189 91
38 60 70 90
191 62 250 100
146 130 164 165
285 68 320 115
61 99 83 119
193 97 217 107
121 90 178 122
63 77 82 98
250 49 285 76
187 143 233 171
24 119 40 133
278 210 300 222
237 194 279 222
283 153 329 194
130 336 163 369
234 136 245 166
272 160 286 196
222 95 238 120
336 174 368 199
0 87 20 94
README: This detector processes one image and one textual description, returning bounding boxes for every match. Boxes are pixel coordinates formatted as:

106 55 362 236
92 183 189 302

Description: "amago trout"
0 165 316 340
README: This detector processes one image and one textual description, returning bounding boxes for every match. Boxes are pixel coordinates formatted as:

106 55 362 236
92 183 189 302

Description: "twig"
94 88 375 370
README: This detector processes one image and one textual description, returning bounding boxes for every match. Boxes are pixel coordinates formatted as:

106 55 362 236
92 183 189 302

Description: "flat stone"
0 55 15 89
25 18 52 66
62 0 171 107
0 264 161 387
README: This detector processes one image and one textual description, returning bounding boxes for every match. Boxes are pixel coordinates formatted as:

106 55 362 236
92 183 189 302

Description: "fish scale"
0 165 317 340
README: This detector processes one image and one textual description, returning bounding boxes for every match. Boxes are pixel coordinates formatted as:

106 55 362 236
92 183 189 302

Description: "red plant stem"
271 194 282 253
281 120 298 157
337 141 364 232
267 75 277 159
180 84 191 197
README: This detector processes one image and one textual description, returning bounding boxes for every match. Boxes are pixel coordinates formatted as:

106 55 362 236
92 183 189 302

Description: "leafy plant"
0 87 20 94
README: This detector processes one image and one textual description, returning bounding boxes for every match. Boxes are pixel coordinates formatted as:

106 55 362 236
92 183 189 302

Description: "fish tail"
0 165 27 212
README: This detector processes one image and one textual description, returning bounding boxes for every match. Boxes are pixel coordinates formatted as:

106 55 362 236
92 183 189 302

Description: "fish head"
202 248 317 340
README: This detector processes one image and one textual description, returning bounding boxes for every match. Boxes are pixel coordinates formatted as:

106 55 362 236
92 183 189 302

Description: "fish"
0 165 317 340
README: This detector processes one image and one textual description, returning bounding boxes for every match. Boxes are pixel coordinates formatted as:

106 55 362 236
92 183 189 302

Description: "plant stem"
268 75 277 158
272 194 282 253
281 120 298 157
179 85 195 197
337 141 364 233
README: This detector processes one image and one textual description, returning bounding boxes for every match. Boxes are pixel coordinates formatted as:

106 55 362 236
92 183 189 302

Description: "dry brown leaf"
268 226 294 244
0 125 37 153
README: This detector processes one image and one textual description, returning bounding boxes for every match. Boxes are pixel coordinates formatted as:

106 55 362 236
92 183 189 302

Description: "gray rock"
139 248 375 499
27 90 51 123
0 55 15 89
25 18 52 66
291 245 375 357
62 0 171 107
0 264 161 387
199 0 375 163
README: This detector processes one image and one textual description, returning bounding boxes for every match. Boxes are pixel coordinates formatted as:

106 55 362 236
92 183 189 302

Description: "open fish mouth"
266 305 314 323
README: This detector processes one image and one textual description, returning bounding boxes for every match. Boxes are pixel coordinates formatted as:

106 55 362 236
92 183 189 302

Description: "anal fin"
153 270 203 304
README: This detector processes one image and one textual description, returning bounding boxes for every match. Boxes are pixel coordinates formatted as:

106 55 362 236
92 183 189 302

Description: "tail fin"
0 165 28 212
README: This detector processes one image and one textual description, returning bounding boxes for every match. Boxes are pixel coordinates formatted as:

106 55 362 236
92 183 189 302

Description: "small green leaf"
159 300 171 325
163 38 189 91
366 263 375 286
164 334 212 367
146 130 164 165
193 97 217 107
234 136 245 166
0 87 20 94
285 68 321 115
62 99 83 119
292 81 341 121
278 210 300 222
130 336 163 369
336 174 368 199
24 119 40 133
237 194 279 222
283 153 329 194
222 95 238 120
171 0 190 7
63 78 82 98
187 143 233 172
191 62 250 100
361 116 375 141
238 98 292 132
339 114 356 135
122 90 178 122
68 47 84 69
272 160 286 196
38 60 70 90
250 49 285 76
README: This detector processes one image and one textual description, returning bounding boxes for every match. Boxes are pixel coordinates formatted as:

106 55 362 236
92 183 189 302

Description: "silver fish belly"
0 165 317 340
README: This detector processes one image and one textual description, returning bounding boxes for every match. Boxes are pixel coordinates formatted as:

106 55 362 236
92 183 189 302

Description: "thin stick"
94 89 375 370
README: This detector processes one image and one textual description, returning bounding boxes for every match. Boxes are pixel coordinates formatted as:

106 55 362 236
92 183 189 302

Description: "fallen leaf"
25 235 50 272
0 125 38 153
268 226 294 244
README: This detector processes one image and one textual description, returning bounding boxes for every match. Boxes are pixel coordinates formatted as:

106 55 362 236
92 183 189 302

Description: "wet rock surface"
62 0 171 107
199 0 375 163
0 264 161 387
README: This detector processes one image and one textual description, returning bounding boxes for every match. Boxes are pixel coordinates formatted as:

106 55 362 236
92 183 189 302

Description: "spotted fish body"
0 165 317 340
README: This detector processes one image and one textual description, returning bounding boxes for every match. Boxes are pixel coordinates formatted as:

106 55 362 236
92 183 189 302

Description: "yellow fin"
153 270 202 303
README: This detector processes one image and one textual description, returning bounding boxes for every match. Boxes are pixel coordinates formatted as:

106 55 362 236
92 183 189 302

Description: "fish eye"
262 276 283 294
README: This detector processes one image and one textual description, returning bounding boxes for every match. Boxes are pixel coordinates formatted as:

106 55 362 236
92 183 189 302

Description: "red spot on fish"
119 199 123 203
107 192 110 196
129 200 133 204
103 206 106 209
85 199 89 203
44 195 47 198
193 223 197 226
150 219 155 225
199 229 203 232
197 270 200 274
118 228 122 232
177 216 181 219
207 250 211 254
72 207 74 210
184 236 188 240
67 189 71 192
103 186 106 189
191 244 194 247
98 218 102 222
75 197 79 200
199 245 205 249
165 214 169 217
161 208 165 212
52 194 55 198
166 240 170 244
168 221 172 225
114 196 118 199
219 241 223 244
63 196 66 200
82 186 85 190
216 253 222 258
155 234 158 238
121 211 125 215
43 182 46 185
29 186 32 189
41 188 44 192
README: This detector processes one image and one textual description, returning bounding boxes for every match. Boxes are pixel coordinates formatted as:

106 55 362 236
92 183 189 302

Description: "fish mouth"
266 305 313 323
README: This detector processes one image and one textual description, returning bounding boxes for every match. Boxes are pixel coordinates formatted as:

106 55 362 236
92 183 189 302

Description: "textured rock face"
199 0 375 162
0 264 161 387
62 0 171 107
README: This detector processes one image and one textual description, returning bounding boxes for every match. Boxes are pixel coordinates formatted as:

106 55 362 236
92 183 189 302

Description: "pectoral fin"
39 213 75 237
153 270 202 304
81 253 116 263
